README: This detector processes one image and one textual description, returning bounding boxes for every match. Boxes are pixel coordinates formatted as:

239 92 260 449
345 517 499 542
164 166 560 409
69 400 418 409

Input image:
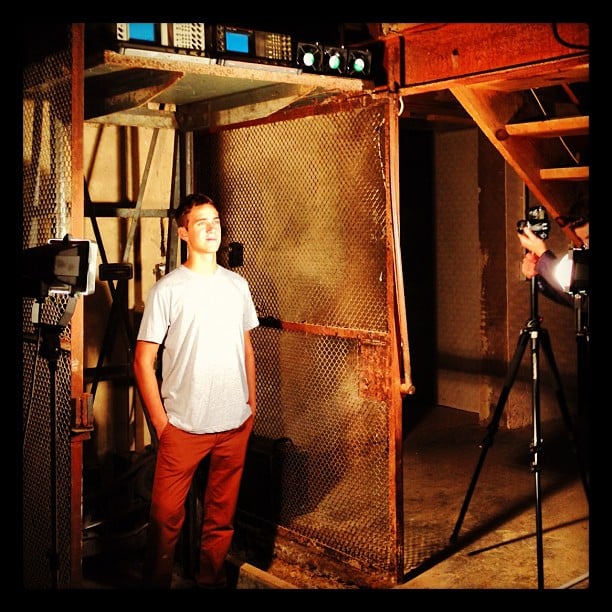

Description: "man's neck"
184 252 218 276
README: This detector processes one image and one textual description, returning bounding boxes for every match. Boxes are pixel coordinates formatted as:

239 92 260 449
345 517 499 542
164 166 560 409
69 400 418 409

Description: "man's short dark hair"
174 193 215 227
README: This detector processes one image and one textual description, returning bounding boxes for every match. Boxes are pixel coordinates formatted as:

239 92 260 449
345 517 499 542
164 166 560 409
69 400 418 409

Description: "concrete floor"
80 405 590 591
397 404 590 590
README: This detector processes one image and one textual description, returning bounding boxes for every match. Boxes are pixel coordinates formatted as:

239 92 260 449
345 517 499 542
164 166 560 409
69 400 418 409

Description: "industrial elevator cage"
21 23 413 588
194 97 410 583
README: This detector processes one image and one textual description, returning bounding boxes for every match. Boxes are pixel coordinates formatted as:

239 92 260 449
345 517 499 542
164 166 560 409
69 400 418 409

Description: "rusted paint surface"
359 340 391 399
401 23 589 87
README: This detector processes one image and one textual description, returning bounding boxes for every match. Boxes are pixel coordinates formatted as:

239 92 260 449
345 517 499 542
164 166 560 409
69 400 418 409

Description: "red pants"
143 416 253 588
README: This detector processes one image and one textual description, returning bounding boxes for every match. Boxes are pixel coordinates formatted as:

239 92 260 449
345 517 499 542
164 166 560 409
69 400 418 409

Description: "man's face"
179 203 222 254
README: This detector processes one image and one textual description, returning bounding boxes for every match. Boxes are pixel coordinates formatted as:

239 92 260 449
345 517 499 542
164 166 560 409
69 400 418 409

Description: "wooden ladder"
450 70 589 246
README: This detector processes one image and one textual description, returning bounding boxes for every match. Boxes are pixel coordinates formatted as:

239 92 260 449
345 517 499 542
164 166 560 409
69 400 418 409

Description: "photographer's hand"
521 252 539 279
518 226 547 257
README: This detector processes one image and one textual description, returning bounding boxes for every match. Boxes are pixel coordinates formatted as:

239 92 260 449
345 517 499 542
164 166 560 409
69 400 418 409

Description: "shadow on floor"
79 405 590 590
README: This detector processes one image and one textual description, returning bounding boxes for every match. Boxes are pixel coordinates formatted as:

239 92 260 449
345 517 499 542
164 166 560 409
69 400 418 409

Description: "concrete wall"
433 128 580 426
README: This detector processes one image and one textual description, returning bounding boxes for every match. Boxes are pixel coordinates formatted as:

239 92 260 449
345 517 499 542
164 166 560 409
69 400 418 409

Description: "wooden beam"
504 115 589 138
400 57 589 96
176 83 319 131
399 23 589 92
540 166 589 181
84 69 183 119
85 107 179 129
404 22 589 84
450 83 579 232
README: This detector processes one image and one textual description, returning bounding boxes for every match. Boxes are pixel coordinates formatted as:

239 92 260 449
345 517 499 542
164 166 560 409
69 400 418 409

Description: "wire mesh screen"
22 25 74 589
197 101 401 579
210 108 388 332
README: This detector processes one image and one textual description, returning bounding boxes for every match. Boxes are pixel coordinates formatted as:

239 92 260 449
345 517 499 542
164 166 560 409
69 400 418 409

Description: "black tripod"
449 278 590 589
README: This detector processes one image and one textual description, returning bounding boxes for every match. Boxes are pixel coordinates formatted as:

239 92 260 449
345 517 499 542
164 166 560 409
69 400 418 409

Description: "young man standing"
134 193 258 589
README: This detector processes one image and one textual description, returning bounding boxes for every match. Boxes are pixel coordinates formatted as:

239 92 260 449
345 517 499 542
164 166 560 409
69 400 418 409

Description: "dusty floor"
80 405 591 591
397 404 590 590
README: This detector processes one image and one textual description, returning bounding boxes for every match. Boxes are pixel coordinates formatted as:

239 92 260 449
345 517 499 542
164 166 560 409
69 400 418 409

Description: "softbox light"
554 247 590 295
22 235 98 299
569 248 589 295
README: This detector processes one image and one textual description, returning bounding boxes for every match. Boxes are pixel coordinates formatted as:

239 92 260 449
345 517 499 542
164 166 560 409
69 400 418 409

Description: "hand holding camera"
518 226 548 257
516 205 550 240
517 206 550 257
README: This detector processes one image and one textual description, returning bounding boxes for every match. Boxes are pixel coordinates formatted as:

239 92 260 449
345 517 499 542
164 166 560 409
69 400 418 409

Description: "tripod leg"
450 329 530 544
539 329 590 502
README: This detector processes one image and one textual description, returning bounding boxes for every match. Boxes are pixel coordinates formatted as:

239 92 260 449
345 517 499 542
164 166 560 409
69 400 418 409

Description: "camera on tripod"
517 205 551 240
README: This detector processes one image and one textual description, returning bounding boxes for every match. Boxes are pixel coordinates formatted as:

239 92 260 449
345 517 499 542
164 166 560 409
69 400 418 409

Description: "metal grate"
252 328 393 569
22 25 74 589
210 108 389 332
197 101 400 579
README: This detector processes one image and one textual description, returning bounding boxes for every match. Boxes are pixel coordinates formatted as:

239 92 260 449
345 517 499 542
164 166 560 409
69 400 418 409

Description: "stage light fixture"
297 41 373 79
555 247 590 295
22 235 98 299
346 48 372 78
323 46 347 75
296 42 323 73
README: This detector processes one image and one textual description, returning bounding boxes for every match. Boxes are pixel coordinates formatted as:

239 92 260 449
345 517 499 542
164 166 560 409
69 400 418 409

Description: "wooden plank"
400 23 589 89
399 57 589 95
450 83 580 241
540 166 589 180
177 83 319 131
258 317 388 342
86 107 179 129
84 69 183 119
505 115 589 138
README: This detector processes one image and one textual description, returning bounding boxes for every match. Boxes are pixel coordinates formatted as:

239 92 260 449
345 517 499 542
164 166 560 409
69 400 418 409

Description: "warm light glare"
554 252 572 292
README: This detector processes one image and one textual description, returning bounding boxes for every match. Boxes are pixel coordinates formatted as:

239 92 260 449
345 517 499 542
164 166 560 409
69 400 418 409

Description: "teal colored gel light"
328 54 341 70
353 58 365 72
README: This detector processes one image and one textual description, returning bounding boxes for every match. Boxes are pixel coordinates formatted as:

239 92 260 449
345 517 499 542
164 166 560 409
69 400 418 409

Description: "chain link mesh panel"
211 107 389 332
251 328 393 569
197 101 401 579
22 25 74 589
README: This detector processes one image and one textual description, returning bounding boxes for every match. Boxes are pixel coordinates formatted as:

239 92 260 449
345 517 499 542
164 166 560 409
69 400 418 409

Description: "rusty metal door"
195 95 410 585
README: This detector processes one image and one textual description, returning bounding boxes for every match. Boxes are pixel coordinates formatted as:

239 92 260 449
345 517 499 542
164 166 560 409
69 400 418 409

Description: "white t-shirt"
137 264 259 433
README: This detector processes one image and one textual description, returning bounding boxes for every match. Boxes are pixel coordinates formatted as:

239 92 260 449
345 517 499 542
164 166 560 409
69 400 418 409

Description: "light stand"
569 247 590 418
22 235 96 588
449 276 590 589
25 298 79 588
573 293 589 418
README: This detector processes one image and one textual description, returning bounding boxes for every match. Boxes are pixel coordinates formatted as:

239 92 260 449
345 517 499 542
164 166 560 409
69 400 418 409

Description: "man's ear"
177 226 188 241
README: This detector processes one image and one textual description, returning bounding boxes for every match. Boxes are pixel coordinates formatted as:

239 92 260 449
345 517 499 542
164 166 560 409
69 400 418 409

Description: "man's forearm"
134 343 168 437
